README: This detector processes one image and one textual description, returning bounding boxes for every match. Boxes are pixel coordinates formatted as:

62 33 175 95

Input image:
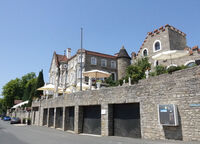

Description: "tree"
20 72 36 99
34 70 45 98
1 72 36 109
125 65 143 83
0 98 6 115
2 78 22 108
124 57 151 84
22 78 37 101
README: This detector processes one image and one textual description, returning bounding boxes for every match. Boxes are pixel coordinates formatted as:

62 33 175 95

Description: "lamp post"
80 27 83 91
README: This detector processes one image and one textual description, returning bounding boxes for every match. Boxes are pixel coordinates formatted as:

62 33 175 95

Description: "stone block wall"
32 66 200 141
10 110 31 123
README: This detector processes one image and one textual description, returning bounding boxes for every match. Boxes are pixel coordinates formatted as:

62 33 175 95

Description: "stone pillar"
39 107 43 126
47 108 49 127
53 108 56 128
62 107 66 131
101 104 113 136
74 106 83 134
101 104 108 136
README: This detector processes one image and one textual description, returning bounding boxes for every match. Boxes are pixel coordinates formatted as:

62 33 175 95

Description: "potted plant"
27 118 31 125
22 118 26 124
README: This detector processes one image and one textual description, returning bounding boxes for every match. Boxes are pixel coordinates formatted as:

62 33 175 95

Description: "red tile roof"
85 50 117 59
54 52 68 67
192 45 198 51
56 54 68 62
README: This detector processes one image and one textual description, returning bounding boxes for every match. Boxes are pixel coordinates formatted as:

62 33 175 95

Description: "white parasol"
152 50 189 64
83 69 111 78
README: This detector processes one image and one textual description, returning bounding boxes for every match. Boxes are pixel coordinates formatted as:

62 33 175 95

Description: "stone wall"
32 66 200 141
168 28 186 50
10 110 31 122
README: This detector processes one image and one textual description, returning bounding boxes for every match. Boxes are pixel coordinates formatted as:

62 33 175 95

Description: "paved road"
0 120 199 144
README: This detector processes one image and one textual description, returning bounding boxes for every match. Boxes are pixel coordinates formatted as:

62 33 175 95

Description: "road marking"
13 124 27 127
79 133 102 137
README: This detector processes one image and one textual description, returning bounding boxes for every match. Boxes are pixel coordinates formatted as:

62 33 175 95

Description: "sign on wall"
158 104 179 126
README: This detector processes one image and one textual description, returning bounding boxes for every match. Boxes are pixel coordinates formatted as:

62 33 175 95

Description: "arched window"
155 42 160 51
143 49 148 56
186 62 195 67
154 60 159 67
111 72 116 81
167 64 177 69
153 40 162 52
184 60 195 67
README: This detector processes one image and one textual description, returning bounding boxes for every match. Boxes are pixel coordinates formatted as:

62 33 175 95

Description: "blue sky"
0 0 200 97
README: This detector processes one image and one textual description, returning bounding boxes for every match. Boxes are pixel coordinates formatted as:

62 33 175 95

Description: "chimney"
131 52 137 64
131 52 136 59
67 48 71 58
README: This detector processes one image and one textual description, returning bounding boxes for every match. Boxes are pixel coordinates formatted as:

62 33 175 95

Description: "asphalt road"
0 120 199 144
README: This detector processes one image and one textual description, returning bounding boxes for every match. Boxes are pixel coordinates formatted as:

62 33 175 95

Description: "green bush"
124 57 151 84
149 72 156 76
167 65 187 74
105 76 119 87
155 65 167 75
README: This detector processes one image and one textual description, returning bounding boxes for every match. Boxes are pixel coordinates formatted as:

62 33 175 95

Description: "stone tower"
117 46 131 80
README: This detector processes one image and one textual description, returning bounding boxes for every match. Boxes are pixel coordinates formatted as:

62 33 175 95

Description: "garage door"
56 107 63 128
65 107 74 131
113 103 141 138
43 109 48 126
82 105 101 135
49 108 54 127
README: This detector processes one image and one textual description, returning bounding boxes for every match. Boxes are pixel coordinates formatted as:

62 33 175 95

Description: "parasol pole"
170 54 172 64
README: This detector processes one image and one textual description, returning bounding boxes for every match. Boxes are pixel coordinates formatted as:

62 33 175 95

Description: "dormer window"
153 40 162 52
143 48 148 56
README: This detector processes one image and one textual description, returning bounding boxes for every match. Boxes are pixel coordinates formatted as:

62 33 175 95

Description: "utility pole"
80 27 83 91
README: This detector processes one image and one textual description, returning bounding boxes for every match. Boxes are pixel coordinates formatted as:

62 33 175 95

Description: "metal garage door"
83 105 101 135
56 107 63 128
65 107 74 131
43 109 48 126
113 103 141 138
49 108 54 127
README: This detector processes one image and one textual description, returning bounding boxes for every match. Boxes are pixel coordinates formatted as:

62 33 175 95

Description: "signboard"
14 100 22 104
158 104 178 126
189 104 200 107
101 109 107 115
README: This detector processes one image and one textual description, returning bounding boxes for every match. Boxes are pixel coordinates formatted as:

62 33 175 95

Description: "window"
186 62 195 67
111 72 116 81
184 60 195 67
78 55 82 63
143 48 148 56
153 40 162 52
91 57 97 65
111 61 116 69
77 69 81 78
101 59 107 67
154 60 159 67
167 64 177 69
